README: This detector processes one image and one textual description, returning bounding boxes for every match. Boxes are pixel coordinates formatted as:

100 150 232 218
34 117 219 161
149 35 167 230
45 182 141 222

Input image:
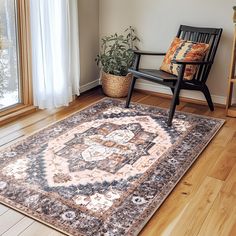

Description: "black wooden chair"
125 25 223 126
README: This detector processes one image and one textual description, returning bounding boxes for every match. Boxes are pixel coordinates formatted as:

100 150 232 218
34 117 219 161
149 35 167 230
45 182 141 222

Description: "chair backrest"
176 25 223 83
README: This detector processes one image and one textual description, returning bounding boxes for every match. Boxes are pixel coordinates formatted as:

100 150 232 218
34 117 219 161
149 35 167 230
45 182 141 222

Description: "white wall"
99 0 236 104
78 0 99 92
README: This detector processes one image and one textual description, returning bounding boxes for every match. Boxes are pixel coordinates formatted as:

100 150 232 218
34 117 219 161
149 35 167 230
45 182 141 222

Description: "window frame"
0 0 35 126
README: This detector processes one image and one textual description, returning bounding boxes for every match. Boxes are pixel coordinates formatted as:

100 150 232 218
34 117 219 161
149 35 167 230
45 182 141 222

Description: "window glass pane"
0 0 20 110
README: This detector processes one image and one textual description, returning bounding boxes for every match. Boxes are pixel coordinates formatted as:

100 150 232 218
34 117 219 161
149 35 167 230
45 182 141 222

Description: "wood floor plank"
210 126 235 148
198 163 236 236
137 95 168 106
203 106 226 119
2 217 34 236
19 222 65 236
0 210 24 235
224 117 236 130
169 177 223 236
209 151 236 181
181 103 209 114
222 132 236 155
129 91 149 102
179 106 196 114
0 204 9 216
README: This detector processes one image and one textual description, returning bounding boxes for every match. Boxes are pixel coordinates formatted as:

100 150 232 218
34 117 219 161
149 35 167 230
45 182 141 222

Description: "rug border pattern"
0 98 225 236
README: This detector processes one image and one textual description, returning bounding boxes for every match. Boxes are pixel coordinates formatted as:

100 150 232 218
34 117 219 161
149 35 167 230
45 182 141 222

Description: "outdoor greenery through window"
0 0 20 110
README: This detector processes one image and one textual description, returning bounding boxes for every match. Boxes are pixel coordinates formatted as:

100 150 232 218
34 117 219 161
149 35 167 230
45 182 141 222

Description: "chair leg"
202 85 214 111
171 88 180 105
168 64 186 126
168 83 181 126
125 77 137 108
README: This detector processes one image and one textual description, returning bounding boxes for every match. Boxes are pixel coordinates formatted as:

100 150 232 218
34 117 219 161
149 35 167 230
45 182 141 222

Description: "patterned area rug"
0 98 224 236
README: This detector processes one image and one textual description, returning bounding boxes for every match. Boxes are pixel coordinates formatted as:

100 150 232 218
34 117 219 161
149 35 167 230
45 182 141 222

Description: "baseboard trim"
80 79 100 93
135 81 227 106
79 79 229 107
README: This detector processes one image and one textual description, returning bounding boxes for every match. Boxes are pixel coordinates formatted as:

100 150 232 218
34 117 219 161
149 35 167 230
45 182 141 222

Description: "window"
0 0 34 125
0 0 20 110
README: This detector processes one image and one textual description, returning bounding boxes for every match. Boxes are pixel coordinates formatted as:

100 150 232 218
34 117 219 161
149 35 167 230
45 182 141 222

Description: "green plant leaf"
96 26 140 76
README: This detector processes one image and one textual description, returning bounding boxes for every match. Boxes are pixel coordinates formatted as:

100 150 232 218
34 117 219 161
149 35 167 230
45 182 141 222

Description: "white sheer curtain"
30 0 80 109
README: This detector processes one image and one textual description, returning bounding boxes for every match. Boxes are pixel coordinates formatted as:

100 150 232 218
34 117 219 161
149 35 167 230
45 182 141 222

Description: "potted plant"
96 26 140 98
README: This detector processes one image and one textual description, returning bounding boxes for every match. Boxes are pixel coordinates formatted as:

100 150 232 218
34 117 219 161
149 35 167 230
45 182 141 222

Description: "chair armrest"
171 59 212 65
131 51 166 71
133 50 166 56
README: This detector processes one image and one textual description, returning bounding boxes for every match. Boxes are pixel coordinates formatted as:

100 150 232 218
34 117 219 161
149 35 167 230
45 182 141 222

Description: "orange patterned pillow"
160 37 209 80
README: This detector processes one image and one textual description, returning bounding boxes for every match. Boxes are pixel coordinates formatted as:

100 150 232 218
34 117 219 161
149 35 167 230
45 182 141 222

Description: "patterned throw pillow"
160 37 210 80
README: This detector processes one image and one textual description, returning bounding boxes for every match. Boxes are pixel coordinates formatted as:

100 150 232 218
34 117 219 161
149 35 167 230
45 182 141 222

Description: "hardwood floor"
0 87 236 236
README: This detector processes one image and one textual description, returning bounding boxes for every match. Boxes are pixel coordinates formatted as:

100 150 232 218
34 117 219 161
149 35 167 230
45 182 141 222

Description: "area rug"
0 98 224 236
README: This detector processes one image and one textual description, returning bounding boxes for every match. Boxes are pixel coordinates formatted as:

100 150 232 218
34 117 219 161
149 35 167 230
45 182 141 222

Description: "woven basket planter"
101 71 132 98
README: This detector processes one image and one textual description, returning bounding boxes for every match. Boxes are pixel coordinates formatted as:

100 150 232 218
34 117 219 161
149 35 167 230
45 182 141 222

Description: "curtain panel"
30 0 80 109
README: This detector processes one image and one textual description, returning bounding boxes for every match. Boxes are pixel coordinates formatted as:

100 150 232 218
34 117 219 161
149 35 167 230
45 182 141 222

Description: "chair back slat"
176 25 222 82
205 34 212 43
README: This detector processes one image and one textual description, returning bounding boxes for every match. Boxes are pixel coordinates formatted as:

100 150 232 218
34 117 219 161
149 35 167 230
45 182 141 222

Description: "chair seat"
128 68 178 83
